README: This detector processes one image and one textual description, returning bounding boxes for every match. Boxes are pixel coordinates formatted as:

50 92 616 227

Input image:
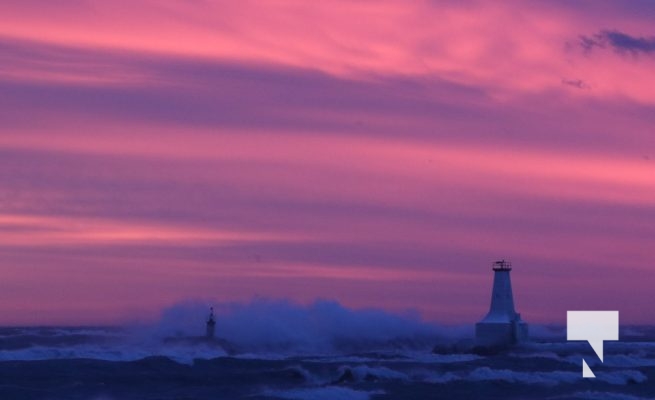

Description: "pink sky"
1 1 654 325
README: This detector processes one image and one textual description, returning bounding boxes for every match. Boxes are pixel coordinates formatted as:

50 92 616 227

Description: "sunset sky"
1 1 654 325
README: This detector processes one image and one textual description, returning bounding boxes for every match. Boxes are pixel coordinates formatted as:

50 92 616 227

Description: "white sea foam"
0 342 227 365
338 365 409 382
400 352 481 363
468 367 580 386
557 391 655 400
511 349 655 370
300 352 480 364
467 367 646 386
420 371 460 383
262 386 384 400
282 365 320 384
598 354 655 368
151 299 444 355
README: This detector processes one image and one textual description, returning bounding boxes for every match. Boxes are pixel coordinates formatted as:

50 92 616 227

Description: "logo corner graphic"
566 310 619 377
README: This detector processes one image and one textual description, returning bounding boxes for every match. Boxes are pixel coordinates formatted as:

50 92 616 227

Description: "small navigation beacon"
206 307 216 339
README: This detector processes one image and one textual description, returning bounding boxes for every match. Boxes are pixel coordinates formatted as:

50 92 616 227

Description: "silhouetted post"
206 307 216 339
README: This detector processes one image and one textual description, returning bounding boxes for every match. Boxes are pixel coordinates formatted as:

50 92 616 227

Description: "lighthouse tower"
475 260 528 346
206 307 216 339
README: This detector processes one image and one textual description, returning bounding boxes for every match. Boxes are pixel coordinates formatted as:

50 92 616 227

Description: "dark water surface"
1 327 654 400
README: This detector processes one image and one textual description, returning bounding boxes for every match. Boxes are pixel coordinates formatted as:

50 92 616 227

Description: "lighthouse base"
475 321 528 347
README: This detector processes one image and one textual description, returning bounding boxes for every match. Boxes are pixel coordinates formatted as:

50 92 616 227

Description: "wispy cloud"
1 1 655 325
580 30 655 55
561 78 590 89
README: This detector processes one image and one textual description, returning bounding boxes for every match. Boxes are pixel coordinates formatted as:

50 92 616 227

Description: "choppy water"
1 326 655 399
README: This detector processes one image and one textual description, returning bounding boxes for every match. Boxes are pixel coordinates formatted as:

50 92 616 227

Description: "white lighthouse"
475 260 528 347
